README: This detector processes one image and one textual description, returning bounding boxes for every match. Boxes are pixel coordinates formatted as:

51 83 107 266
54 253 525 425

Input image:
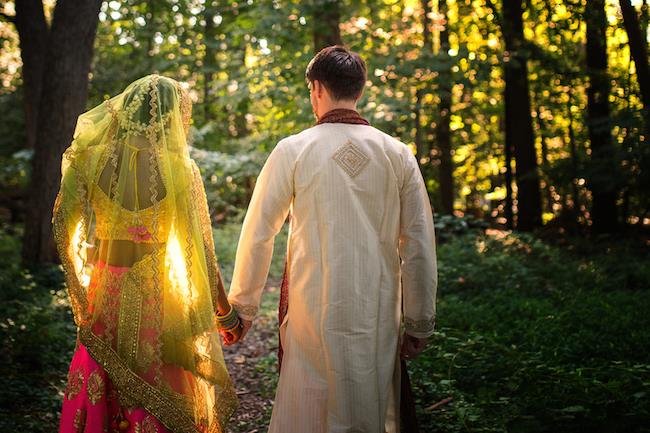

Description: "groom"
228 46 437 433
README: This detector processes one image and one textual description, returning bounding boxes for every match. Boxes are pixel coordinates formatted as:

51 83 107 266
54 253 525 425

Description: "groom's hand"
400 334 428 360
239 319 252 341
220 319 253 346
220 324 242 346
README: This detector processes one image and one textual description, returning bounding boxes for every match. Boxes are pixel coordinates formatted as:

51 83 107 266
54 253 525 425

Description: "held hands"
400 334 428 360
219 319 253 346
216 304 253 346
220 322 243 346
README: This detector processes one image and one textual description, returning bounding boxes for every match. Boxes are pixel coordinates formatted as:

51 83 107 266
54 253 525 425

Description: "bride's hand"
220 323 243 346
220 319 252 346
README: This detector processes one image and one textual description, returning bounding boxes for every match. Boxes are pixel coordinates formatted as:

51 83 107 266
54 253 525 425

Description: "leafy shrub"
410 232 650 433
0 228 75 432
434 214 489 243
190 147 265 223
0 149 31 190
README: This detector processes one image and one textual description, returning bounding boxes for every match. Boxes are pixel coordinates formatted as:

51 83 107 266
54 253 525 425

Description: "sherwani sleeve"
399 149 438 338
228 140 294 321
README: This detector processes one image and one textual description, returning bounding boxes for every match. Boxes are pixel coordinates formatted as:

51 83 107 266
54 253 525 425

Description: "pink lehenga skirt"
59 262 171 433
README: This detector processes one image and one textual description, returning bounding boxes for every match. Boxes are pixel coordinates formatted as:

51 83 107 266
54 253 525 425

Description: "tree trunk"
585 0 618 232
501 0 542 231
566 91 580 211
436 0 454 215
619 0 650 117
532 93 553 215
503 117 515 229
14 0 48 150
313 0 343 52
21 0 102 266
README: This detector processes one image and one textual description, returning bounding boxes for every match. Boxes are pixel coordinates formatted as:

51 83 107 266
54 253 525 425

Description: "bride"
53 75 241 433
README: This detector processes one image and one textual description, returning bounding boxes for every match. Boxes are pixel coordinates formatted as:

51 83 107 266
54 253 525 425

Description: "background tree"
585 0 619 232
312 0 343 51
619 0 649 122
9 0 103 265
500 0 542 231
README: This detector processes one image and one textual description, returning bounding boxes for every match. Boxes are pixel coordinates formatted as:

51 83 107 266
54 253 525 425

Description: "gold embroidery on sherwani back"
332 140 370 177
53 75 237 433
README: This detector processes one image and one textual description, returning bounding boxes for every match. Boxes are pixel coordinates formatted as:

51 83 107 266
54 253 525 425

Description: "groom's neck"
317 99 358 119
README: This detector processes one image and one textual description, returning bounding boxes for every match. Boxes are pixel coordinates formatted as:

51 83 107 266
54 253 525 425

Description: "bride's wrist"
216 304 230 316
216 305 241 331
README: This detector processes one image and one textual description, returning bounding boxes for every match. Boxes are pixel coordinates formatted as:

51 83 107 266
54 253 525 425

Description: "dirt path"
222 285 280 433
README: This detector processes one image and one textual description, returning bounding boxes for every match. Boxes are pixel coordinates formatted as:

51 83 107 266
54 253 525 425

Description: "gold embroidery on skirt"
142 415 160 433
73 407 87 433
65 368 84 400
87 369 105 405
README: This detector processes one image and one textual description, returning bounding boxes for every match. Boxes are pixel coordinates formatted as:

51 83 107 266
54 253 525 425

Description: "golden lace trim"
144 77 165 386
79 326 235 433
117 266 145 369
191 163 224 313
404 316 435 335
176 82 193 136
53 183 89 327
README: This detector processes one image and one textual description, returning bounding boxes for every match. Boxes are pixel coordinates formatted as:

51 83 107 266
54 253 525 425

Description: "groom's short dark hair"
306 46 367 101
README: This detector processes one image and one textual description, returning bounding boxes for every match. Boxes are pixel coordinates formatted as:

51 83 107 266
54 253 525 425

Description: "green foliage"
191 146 265 223
0 228 75 432
0 148 31 190
0 90 25 157
213 222 289 285
410 232 650 432
434 214 489 243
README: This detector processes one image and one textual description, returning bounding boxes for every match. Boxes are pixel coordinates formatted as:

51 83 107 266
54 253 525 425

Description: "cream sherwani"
228 123 437 433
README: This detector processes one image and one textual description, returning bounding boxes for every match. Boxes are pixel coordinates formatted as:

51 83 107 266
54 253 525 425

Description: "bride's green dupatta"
53 75 237 433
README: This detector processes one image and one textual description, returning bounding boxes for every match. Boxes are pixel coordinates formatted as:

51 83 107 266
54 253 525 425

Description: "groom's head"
306 46 367 117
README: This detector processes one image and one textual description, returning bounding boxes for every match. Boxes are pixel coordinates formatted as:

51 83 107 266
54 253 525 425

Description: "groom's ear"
314 80 333 103
313 80 324 99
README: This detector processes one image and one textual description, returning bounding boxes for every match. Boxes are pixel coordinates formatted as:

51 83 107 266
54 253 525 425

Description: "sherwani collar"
316 108 370 126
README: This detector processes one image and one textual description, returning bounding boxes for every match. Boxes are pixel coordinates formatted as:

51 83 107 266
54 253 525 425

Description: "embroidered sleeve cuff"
404 316 435 338
229 302 259 321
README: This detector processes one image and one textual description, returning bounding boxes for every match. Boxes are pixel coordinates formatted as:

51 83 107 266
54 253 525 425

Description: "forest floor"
222 283 280 433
